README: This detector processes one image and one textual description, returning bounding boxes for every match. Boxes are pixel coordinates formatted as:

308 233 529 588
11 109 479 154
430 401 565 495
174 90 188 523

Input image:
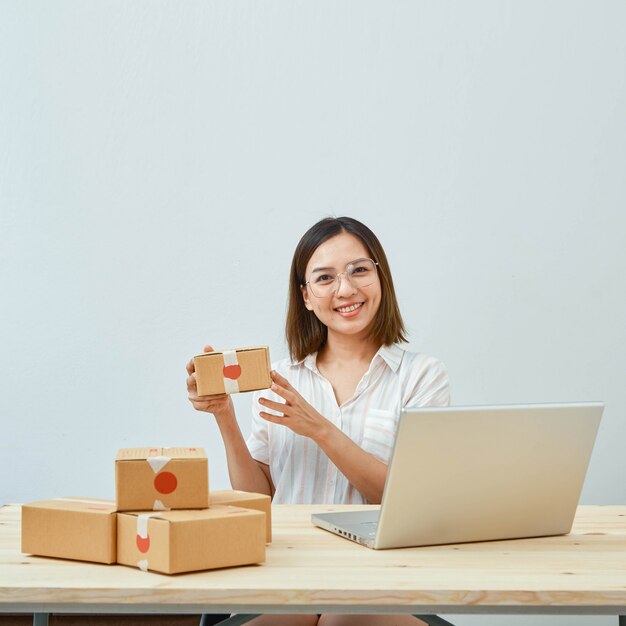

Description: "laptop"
311 402 603 549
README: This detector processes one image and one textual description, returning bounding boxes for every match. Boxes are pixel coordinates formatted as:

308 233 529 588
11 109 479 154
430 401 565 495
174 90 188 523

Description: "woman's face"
301 232 382 341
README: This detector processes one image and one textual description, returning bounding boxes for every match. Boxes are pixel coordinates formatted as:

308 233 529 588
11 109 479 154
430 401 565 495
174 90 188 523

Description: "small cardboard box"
116 447 208 511
209 489 272 542
117 505 266 574
193 346 271 396
21 497 117 564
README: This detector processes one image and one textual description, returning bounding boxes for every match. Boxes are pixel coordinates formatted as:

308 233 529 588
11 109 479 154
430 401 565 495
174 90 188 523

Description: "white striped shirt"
246 344 450 504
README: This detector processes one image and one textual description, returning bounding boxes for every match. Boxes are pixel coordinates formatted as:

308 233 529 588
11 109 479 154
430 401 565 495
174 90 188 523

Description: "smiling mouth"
335 302 364 313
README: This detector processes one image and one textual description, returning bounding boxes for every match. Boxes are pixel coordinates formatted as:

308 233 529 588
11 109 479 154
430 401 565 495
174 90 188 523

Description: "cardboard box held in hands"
193 346 271 396
116 447 208 511
117 505 266 574
21 497 117 564
209 489 272 542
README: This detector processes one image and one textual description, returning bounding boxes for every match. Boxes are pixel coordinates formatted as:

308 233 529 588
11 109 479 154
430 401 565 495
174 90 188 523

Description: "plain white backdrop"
1 2 625 624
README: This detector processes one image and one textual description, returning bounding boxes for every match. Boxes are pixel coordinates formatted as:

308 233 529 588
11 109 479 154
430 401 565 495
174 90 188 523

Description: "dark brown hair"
286 216 407 361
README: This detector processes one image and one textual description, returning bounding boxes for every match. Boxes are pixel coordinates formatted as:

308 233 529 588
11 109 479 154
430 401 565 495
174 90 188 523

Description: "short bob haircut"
286 216 407 362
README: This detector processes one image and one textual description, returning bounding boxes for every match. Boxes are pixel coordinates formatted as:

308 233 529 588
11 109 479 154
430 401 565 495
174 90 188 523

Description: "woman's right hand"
186 345 234 419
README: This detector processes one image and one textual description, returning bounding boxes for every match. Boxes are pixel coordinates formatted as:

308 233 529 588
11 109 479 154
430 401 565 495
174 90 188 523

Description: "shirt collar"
374 343 404 372
292 344 404 373
302 352 319 372
287 352 319 372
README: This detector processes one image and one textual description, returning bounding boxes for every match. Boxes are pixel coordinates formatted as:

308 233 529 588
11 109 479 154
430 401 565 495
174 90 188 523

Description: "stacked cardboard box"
21 497 117 564
22 450 272 574
210 489 272 542
21 346 273 574
115 447 209 511
117 506 266 574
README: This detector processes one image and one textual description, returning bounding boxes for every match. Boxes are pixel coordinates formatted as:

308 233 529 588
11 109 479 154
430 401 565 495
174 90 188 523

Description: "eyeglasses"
303 258 379 298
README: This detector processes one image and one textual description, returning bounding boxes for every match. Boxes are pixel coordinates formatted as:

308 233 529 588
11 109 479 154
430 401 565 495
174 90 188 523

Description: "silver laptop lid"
375 402 603 549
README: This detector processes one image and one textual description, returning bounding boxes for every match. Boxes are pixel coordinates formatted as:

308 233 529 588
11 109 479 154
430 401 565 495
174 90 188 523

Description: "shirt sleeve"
246 389 270 465
402 356 451 408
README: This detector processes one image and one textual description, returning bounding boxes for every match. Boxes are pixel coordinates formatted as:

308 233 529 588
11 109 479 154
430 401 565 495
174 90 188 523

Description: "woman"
187 216 450 626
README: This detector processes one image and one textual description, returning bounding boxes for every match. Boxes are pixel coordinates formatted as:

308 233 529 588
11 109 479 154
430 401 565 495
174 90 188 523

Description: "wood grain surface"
1 504 625 615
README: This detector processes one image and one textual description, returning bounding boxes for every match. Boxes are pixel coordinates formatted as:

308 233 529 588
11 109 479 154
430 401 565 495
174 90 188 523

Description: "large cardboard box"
193 346 271 396
116 447 208 511
21 497 117 564
117 505 266 574
209 489 272 542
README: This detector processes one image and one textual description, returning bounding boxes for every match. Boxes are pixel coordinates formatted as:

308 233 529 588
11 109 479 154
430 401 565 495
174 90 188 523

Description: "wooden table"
1 504 626 624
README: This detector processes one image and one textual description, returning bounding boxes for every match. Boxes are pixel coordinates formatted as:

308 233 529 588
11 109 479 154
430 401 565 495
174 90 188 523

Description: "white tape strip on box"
136 513 162 572
147 456 171 473
137 512 161 538
222 349 240 394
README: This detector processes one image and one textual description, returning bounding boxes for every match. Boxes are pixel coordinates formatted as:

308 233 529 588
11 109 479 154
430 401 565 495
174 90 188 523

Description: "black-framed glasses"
303 258 379 297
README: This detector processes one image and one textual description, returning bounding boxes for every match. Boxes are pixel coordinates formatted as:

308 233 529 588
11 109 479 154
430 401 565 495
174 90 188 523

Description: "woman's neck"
318 331 380 366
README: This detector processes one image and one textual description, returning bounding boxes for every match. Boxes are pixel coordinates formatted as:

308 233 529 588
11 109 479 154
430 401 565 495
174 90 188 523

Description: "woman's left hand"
258 370 332 442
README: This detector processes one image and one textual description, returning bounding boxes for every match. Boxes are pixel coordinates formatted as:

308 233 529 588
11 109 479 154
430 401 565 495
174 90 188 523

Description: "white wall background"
1 2 625 624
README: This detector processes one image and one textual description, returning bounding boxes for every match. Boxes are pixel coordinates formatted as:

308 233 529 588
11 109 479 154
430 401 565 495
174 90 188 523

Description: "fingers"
188 393 228 412
190 396 224 407
187 344 214 375
270 382 296 404
269 371 297 402
270 369 291 388
258 397 288 415
259 411 289 424
190 388 228 401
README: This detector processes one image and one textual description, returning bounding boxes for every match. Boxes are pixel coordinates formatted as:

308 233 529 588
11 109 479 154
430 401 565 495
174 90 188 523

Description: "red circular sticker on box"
136 534 150 553
154 471 177 494
223 364 242 380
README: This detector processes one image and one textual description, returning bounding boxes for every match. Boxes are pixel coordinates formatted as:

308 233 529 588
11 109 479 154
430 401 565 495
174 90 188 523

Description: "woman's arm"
187 349 274 496
212 405 275 496
258 370 387 503
314 422 387 503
